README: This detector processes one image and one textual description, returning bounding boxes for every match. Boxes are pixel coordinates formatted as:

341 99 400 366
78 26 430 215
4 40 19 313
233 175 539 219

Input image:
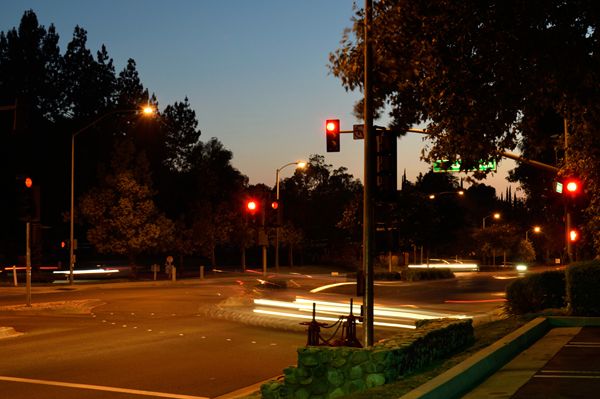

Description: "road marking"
534 375 600 379
0 376 209 399
540 370 600 375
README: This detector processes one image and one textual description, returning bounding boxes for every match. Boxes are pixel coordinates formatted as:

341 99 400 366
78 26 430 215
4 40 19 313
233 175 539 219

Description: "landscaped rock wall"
261 318 473 399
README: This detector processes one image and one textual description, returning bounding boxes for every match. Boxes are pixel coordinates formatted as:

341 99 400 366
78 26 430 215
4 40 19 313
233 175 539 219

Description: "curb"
399 317 551 399
400 316 600 399
0 326 22 339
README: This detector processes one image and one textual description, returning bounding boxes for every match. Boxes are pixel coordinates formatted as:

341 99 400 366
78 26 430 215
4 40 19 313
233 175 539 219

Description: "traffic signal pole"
362 0 375 347
26 221 32 307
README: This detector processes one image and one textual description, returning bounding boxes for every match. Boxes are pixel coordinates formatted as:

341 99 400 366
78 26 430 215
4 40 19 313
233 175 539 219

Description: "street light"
274 160 306 271
428 190 464 200
525 226 541 241
69 106 156 284
482 212 500 229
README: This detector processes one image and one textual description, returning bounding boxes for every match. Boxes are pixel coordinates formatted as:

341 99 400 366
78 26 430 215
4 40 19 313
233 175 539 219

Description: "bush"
566 260 600 316
400 268 455 282
505 271 566 315
347 269 454 282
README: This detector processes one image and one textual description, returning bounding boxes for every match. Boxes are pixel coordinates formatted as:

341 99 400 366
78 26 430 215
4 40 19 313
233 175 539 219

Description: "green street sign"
433 160 497 173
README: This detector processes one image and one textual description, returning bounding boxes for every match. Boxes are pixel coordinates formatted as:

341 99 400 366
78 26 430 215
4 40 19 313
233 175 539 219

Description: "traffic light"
564 178 581 196
271 201 279 210
569 228 579 242
246 200 258 214
375 129 397 201
325 119 340 152
16 175 37 221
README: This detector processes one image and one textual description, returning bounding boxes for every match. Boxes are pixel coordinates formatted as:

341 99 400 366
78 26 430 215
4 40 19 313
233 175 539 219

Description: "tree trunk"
241 247 246 271
289 244 294 267
178 254 185 277
211 244 216 268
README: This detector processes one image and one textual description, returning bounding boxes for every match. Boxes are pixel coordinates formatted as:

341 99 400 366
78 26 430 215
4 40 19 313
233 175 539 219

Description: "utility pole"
362 0 375 347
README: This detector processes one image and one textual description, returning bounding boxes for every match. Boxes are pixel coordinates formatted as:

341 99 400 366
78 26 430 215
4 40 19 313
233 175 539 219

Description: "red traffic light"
569 229 579 242
24 177 33 188
60 241 66 249
564 178 581 195
246 200 258 213
271 201 279 210
325 119 340 152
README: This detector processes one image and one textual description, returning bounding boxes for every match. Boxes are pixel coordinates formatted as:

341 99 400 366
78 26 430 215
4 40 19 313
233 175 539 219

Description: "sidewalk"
400 317 600 399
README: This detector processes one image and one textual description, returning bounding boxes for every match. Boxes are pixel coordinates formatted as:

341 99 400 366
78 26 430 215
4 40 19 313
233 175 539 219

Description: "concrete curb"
400 316 600 399
399 317 551 399
0 326 22 339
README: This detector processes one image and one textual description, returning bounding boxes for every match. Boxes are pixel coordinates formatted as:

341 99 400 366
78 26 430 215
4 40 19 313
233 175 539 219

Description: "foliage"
566 259 600 316
80 168 174 261
399 268 454 282
330 1 600 256
348 269 454 282
161 97 201 172
279 154 362 260
505 271 566 315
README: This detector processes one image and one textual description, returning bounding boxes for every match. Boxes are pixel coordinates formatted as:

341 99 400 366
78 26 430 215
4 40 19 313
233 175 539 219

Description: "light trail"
253 296 468 330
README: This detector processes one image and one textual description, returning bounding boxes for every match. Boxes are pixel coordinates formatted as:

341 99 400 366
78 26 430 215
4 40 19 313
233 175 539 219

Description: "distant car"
497 261 528 272
52 261 132 280
407 259 479 272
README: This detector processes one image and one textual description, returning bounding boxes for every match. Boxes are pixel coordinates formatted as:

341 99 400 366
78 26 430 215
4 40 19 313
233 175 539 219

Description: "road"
0 280 303 398
0 267 552 398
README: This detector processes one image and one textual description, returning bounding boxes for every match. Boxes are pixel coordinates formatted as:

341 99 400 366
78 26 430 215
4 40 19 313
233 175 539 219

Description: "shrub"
505 270 566 315
566 260 600 316
400 268 455 282
347 269 454 282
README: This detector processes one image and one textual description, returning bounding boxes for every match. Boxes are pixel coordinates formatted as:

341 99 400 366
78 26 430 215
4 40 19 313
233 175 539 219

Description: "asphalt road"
0 281 303 398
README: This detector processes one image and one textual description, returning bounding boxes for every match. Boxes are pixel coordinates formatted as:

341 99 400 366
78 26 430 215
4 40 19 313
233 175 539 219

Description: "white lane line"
534 375 600 379
0 376 209 399
540 370 600 375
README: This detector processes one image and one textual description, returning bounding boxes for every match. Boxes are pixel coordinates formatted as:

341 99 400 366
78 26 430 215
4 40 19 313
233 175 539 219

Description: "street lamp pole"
274 161 306 272
69 107 154 284
482 212 500 229
526 226 541 241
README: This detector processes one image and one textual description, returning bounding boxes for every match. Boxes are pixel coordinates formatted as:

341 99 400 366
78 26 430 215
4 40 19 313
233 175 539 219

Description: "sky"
1 1 517 195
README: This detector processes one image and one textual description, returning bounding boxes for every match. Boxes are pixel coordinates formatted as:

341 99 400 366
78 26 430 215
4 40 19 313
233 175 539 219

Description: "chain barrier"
300 298 362 348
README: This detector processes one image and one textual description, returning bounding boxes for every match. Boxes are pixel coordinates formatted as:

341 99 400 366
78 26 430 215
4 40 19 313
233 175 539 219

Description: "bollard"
11 266 18 287
172 267 176 282
200 265 204 280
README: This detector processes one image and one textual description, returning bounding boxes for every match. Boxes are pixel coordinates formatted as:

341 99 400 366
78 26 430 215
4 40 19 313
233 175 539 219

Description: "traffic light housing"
326 119 340 152
16 175 39 222
375 129 397 201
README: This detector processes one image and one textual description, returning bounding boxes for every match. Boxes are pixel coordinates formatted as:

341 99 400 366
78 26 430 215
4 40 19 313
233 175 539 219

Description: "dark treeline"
0 10 571 273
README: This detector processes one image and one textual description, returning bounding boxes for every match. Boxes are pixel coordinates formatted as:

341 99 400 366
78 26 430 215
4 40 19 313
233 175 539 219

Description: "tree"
330 1 600 256
279 223 304 267
167 138 247 267
161 97 201 172
80 170 174 265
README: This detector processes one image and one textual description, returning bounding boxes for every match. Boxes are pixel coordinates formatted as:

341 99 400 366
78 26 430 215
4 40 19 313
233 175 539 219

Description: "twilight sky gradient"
1 1 517 194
